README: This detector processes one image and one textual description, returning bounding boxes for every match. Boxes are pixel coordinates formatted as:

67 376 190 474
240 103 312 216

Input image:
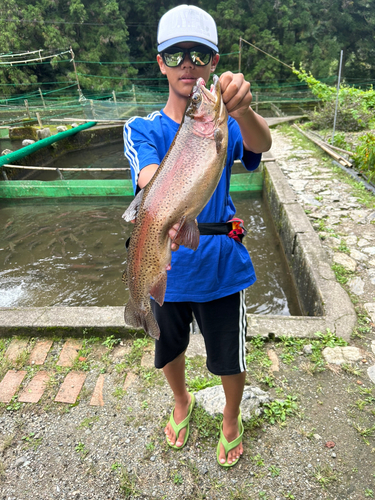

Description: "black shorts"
151 291 247 376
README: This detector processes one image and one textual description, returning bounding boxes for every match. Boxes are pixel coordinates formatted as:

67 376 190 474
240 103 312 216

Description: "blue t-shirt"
124 109 260 302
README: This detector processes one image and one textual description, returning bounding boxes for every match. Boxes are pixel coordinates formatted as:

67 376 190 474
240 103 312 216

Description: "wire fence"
0 82 323 128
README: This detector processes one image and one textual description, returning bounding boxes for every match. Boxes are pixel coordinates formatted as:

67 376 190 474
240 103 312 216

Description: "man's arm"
219 72 272 154
138 163 159 189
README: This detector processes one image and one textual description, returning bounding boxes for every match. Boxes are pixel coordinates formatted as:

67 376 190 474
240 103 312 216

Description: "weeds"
113 387 126 399
332 263 355 285
119 468 139 499
268 465 280 477
5 396 22 412
78 416 99 428
102 335 121 350
172 472 183 485
187 375 221 391
263 395 298 425
250 453 265 467
126 338 150 365
21 432 43 450
342 363 363 377
191 406 220 441
352 423 375 438
313 465 337 488
75 441 89 459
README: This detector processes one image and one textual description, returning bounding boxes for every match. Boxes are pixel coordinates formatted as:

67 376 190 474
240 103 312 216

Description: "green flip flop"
216 412 244 467
167 392 195 449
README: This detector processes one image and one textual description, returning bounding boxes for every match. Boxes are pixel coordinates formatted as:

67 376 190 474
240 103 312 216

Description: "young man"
124 4 272 466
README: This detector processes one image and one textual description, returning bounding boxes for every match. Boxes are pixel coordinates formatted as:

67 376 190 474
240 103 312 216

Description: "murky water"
0 192 301 315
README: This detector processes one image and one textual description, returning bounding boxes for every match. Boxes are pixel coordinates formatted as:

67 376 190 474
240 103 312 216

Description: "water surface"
0 193 301 315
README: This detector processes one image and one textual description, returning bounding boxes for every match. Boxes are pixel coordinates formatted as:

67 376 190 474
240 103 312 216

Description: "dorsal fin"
122 189 144 222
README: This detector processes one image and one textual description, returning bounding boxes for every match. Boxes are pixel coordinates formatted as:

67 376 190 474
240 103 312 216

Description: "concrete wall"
0 152 357 341
6 124 123 180
250 153 356 341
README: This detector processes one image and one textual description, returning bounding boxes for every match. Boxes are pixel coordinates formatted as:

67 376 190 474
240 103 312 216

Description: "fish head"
185 75 227 129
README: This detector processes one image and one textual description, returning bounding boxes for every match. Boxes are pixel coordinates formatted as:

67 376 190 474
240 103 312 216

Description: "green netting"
0 82 318 127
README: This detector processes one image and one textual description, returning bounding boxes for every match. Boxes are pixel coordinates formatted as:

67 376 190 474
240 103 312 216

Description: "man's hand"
169 223 180 251
219 72 253 119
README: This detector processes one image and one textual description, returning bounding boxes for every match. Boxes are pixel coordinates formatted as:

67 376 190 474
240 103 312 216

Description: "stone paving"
270 129 375 325
0 338 142 407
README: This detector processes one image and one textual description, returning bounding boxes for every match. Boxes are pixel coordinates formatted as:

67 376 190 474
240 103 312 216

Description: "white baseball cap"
157 5 219 53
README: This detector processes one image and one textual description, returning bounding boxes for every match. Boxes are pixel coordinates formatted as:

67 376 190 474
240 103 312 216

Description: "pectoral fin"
122 189 144 222
174 218 200 251
214 128 224 154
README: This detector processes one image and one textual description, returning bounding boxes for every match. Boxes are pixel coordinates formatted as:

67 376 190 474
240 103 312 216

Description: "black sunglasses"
161 45 213 67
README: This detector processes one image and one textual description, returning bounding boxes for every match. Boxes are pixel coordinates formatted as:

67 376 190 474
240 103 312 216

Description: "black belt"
197 222 233 235
125 219 247 250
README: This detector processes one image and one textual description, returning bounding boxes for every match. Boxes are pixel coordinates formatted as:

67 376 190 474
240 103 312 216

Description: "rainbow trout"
122 75 228 339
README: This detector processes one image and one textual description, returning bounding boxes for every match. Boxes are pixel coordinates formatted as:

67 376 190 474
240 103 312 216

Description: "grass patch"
75 441 89 459
332 263 355 285
191 406 221 442
187 375 221 391
119 467 140 499
246 335 275 386
21 432 43 451
263 395 298 425
78 416 100 429
313 464 338 488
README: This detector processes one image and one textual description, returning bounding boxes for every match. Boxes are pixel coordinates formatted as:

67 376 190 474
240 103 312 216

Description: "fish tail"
124 300 160 340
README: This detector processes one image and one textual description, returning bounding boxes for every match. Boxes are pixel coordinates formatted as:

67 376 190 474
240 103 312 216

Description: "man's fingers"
225 87 252 113
169 223 180 252
219 72 233 94
220 73 252 116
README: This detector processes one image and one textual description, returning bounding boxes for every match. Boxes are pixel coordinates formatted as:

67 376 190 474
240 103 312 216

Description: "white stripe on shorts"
239 290 247 372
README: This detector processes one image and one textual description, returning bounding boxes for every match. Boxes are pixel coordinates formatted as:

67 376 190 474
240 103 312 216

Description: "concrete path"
270 128 375 321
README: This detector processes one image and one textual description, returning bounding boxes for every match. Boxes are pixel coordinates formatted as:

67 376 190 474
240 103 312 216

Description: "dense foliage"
1 0 375 95
353 133 375 183
294 68 375 131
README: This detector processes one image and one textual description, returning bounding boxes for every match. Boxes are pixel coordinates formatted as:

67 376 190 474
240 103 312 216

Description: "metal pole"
332 50 343 145
239 38 242 73
70 46 82 95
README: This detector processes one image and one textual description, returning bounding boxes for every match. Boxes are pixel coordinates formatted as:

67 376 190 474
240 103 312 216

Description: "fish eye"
192 92 201 102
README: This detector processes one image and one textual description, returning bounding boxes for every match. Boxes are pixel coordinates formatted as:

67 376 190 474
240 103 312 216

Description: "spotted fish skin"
122 75 228 339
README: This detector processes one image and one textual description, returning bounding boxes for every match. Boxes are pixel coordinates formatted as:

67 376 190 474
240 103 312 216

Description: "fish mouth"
191 75 219 104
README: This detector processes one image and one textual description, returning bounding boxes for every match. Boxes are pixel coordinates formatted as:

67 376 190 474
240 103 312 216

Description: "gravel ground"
1 125 375 500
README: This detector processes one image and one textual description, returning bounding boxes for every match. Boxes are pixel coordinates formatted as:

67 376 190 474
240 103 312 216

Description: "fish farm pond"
0 190 301 316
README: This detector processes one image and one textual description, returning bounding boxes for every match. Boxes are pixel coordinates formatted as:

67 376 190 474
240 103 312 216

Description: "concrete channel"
0 121 356 341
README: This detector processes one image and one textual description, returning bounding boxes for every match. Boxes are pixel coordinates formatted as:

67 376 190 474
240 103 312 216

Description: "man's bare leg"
162 350 192 447
218 371 246 464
